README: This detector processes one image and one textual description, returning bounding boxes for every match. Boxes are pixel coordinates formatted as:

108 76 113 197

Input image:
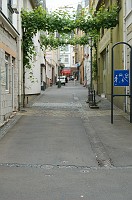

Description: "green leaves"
21 5 119 69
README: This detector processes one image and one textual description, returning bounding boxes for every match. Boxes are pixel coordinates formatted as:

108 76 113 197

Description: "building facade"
124 0 132 112
0 0 47 126
0 0 19 126
59 45 72 77
90 0 132 113
90 0 125 110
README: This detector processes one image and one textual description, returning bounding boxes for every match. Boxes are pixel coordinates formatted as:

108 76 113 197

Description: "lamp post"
87 37 99 108
58 59 61 88
86 37 94 103
89 37 94 90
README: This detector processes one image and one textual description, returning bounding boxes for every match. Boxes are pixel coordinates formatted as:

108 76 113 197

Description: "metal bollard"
27 96 28 104
89 90 99 109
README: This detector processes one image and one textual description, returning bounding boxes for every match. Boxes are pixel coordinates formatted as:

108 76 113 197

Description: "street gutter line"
0 163 132 171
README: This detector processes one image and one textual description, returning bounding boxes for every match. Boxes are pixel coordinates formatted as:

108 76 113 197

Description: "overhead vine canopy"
21 5 119 69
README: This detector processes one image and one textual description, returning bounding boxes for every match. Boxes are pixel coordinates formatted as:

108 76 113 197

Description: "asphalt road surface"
0 82 132 200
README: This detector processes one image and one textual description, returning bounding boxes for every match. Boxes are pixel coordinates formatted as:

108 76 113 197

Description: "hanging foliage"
21 5 119 69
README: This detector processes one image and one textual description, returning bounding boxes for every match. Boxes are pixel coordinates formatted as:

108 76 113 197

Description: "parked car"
56 76 66 86
69 75 74 81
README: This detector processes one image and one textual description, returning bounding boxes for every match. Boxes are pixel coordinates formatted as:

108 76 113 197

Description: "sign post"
111 42 132 124
114 70 129 87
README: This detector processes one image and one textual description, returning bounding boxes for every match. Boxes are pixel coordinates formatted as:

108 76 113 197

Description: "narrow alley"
0 81 132 200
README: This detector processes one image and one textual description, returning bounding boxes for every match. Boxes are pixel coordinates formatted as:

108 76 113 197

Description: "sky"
46 0 81 11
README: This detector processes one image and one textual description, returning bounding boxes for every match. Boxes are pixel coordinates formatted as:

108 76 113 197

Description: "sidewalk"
77 84 132 167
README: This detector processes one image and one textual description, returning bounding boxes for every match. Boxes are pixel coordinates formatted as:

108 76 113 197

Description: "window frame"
126 0 132 15
0 0 2 10
5 53 10 92
60 45 69 52
7 0 13 23
64 55 69 63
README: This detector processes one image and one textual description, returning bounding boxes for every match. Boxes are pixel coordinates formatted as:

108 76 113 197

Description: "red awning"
61 69 71 75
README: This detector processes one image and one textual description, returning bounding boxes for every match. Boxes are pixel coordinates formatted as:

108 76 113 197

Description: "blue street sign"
114 70 129 86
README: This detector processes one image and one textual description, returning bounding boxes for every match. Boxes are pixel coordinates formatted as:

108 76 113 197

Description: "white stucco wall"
60 45 72 68
23 1 46 95
25 32 41 94
84 45 90 86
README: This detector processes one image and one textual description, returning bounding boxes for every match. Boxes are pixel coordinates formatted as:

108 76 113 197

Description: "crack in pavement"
0 163 132 171
78 107 113 168
0 162 97 170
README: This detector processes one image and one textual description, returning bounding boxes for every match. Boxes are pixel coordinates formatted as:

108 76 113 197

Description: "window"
60 45 69 52
64 55 69 63
103 47 109 71
103 51 106 70
7 0 13 23
126 0 132 15
8 0 12 4
85 0 89 7
64 45 69 52
101 28 104 38
5 54 10 91
72 56 75 64
60 55 69 63
59 56 62 63
0 0 2 10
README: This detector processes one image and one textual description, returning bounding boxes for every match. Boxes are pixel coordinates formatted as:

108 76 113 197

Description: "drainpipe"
123 0 127 112
0 46 2 126
17 0 22 110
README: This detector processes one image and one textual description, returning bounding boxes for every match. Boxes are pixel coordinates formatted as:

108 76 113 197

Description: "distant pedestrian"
83 76 87 87
74 78 76 85
50 79 52 86
65 76 68 83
